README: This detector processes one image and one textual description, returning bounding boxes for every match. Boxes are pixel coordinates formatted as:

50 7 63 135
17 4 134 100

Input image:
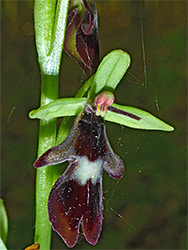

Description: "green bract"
75 75 95 98
29 49 174 132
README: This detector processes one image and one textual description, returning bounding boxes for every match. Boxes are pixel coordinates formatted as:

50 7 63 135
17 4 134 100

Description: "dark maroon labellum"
34 103 124 247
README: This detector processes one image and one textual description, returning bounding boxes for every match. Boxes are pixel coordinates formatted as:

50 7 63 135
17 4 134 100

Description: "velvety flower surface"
34 103 124 247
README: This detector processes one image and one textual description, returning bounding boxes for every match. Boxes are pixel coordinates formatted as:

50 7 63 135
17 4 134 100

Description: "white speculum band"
74 156 103 185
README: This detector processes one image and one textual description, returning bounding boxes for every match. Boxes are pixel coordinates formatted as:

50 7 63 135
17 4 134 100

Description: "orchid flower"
34 95 123 247
30 50 174 248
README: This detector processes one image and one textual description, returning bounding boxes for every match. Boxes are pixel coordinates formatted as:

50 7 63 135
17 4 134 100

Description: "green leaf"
0 199 8 243
29 98 87 119
105 103 174 131
34 0 56 60
88 50 131 99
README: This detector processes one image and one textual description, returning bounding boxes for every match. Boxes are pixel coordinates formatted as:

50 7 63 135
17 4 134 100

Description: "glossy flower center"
74 156 103 185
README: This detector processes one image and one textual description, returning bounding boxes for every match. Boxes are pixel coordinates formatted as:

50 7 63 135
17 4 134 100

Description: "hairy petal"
34 144 74 168
102 134 124 179
34 114 81 168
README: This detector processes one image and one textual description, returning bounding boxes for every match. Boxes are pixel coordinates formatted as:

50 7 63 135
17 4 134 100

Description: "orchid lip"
34 102 124 247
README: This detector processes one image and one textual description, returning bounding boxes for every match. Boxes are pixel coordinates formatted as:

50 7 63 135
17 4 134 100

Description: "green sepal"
105 103 174 131
0 199 8 243
88 50 131 100
29 98 87 119
75 74 95 98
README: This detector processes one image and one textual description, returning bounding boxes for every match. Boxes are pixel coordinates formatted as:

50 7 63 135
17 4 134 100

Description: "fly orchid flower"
34 92 124 248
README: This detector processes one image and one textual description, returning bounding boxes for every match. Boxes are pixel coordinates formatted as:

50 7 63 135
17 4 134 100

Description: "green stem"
34 0 70 248
34 75 58 250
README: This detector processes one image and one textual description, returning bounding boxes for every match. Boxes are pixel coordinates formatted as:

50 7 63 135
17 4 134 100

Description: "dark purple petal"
48 163 88 248
82 179 103 245
33 116 80 168
100 130 124 179
102 126 124 179
102 150 124 179
34 145 73 168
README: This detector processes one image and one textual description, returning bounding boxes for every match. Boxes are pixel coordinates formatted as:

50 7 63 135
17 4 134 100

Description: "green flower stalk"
34 0 69 249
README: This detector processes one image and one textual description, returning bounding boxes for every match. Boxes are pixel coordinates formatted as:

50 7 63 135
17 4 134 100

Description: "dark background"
1 0 187 249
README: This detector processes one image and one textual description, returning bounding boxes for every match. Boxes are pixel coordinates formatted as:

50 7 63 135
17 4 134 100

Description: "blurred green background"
1 0 187 249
